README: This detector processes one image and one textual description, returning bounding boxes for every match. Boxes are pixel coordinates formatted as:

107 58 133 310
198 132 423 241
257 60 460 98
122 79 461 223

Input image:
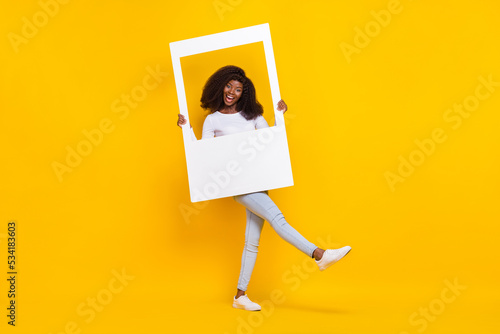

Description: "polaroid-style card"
170 23 293 202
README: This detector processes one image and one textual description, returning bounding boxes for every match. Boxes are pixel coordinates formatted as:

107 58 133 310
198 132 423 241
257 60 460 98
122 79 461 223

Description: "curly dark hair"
200 65 263 120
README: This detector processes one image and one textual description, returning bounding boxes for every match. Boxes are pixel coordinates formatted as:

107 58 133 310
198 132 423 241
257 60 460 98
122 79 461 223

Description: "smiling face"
223 80 243 107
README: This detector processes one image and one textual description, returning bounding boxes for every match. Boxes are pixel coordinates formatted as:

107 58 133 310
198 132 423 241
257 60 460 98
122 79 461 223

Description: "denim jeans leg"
234 192 317 258
236 209 264 291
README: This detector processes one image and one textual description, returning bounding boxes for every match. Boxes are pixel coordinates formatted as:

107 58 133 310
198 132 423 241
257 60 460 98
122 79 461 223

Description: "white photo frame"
170 23 293 202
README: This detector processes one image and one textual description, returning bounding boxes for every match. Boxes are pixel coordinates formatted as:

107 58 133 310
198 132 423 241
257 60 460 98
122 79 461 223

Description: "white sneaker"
316 246 352 271
233 295 261 311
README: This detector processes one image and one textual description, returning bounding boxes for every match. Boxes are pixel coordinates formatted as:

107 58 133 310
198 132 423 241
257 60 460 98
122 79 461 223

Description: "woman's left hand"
277 99 287 113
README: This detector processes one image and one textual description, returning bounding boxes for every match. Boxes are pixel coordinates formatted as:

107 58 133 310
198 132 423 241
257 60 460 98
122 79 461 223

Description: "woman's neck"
219 106 238 114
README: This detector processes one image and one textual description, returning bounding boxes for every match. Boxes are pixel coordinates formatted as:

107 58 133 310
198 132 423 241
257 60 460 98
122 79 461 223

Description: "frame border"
170 23 284 144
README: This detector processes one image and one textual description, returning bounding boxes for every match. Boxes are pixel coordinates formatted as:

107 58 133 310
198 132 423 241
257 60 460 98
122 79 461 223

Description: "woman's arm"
177 113 216 140
177 114 198 141
201 115 215 139
256 100 288 129
255 100 288 129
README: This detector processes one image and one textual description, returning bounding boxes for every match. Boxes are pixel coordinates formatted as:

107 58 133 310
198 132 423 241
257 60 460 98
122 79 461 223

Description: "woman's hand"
177 114 187 128
277 99 287 114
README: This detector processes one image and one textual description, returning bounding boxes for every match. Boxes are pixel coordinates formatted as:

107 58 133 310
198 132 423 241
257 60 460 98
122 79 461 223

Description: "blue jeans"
233 191 318 291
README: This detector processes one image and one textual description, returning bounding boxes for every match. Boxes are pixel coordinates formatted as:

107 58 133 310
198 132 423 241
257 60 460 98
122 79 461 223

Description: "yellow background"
1 0 499 333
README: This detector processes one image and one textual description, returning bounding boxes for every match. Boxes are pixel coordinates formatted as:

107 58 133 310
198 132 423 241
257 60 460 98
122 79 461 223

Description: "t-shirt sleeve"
201 115 215 139
255 115 269 129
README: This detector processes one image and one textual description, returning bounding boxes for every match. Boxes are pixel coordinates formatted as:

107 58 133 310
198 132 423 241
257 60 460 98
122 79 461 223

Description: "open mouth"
225 94 235 104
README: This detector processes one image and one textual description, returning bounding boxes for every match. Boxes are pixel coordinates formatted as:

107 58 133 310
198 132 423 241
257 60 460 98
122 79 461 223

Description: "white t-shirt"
190 111 269 140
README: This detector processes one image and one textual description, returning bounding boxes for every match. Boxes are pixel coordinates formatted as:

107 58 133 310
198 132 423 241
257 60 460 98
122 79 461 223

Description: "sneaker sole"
232 303 261 311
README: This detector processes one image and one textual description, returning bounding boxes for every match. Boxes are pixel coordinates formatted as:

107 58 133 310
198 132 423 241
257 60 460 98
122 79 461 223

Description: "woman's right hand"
177 114 187 128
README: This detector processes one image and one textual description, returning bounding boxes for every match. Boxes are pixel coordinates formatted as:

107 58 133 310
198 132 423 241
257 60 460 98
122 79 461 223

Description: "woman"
177 65 351 311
